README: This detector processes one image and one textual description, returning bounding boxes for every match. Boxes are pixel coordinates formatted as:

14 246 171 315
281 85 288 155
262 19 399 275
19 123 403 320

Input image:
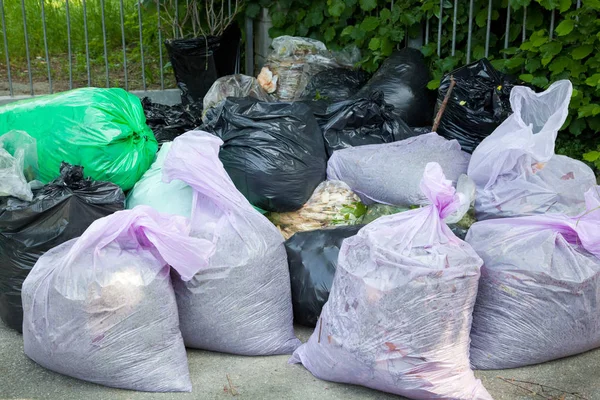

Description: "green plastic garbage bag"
127 140 267 216
0 88 157 190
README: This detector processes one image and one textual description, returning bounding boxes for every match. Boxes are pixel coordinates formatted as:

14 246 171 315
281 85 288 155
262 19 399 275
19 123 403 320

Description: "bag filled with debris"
301 68 369 102
291 162 492 400
204 97 327 212
468 80 596 220
163 131 301 355
203 74 273 118
22 206 214 392
354 48 434 127
327 132 470 206
318 91 416 157
467 186 600 369
142 97 202 144
259 36 344 101
0 88 157 190
0 163 124 332
436 59 516 153
267 180 364 240
285 225 364 327
0 131 38 201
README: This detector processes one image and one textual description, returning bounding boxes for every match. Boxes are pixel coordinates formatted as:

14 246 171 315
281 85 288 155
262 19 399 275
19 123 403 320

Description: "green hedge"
246 0 600 171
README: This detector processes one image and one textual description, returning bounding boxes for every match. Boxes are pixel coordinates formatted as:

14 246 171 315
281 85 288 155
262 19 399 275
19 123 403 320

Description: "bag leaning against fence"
22 206 216 392
163 131 301 356
291 162 492 400
468 80 596 220
467 186 600 369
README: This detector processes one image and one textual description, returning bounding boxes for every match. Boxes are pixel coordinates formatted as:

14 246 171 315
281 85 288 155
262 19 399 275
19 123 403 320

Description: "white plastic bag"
467 186 600 369
468 80 596 220
0 130 38 201
291 163 492 400
22 206 215 392
327 132 470 206
202 74 273 118
163 131 301 355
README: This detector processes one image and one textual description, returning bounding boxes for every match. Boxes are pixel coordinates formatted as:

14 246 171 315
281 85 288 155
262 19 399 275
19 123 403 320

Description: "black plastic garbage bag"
319 91 416 157
141 98 202 144
285 225 364 327
436 59 516 153
354 48 434 127
0 163 124 332
203 97 327 212
302 68 370 102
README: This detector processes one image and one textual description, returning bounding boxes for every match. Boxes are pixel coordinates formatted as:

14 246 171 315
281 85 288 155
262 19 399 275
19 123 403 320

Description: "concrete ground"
0 322 598 400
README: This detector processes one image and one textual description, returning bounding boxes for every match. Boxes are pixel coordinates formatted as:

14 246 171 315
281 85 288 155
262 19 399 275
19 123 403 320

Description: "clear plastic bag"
22 206 216 392
202 74 273 118
291 163 492 399
327 132 470 206
163 131 301 355
468 80 597 220
0 130 38 201
267 180 364 240
467 186 600 369
261 36 342 101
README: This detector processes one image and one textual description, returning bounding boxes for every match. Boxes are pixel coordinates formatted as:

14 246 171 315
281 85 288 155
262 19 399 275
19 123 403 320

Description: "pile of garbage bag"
0 88 157 190
0 163 125 332
2 33 600 398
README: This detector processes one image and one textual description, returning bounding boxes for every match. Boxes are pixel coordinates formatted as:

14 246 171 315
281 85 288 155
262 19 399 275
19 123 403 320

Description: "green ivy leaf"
531 76 549 87
341 26 354 37
569 117 586 136
525 58 542 73
501 47 520 55
586 73 600 87
520 73 534 82
555 19 575 36
572 45 594 60
351 25 366 40
475 8 489 28
360 16 380 32
578 103 600 118
328 0 346 17
559 0 571 12
359 0 377 11
381 37 394 56
245 3 261 18
324 26 336 42
368 37 381 50
583 151 600 162
305 8 324 27
380 8 391 20
506 56 525 70
427 79 441 90
541 41 563 57
549 56 570 73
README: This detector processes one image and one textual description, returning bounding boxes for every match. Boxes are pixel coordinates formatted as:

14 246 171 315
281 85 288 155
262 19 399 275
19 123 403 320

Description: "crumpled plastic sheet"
467 186 600 369
301 68 369 103
327 132 470 206
22 206 216 392
142 97 202 144
0 131 38 201
468 80 597 220
163 131 301 356
291 162 492 399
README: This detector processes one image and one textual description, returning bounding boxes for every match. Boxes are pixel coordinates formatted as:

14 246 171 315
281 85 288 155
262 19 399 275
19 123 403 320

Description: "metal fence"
0 0 584 99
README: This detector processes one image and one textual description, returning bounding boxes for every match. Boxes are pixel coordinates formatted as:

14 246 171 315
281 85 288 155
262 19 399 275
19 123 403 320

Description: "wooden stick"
496 377 548 399
501 377 589 400
226 374 238 396
432 76 456 133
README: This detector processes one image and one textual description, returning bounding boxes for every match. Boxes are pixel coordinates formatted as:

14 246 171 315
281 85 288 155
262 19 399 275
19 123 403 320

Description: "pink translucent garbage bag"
467 186 600 369
22 206 216 392
163 131 300 355
468 80 596 220
327 132 470 206
291 162 492 400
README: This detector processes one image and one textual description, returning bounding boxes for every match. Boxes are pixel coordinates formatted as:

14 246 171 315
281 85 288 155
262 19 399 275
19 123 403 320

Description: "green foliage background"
246 0 600 171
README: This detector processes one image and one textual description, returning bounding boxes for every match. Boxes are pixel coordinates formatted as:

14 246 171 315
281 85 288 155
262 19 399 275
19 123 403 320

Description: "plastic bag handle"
419 162 462 220
65 206 215 281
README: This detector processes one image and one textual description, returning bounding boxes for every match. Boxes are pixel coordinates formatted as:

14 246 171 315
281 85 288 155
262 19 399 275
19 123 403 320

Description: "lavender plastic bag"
163 131 301 355
327 132 470 206
22 206 216 392
291 163 492 400
467 186 600 369
468 80 596 220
